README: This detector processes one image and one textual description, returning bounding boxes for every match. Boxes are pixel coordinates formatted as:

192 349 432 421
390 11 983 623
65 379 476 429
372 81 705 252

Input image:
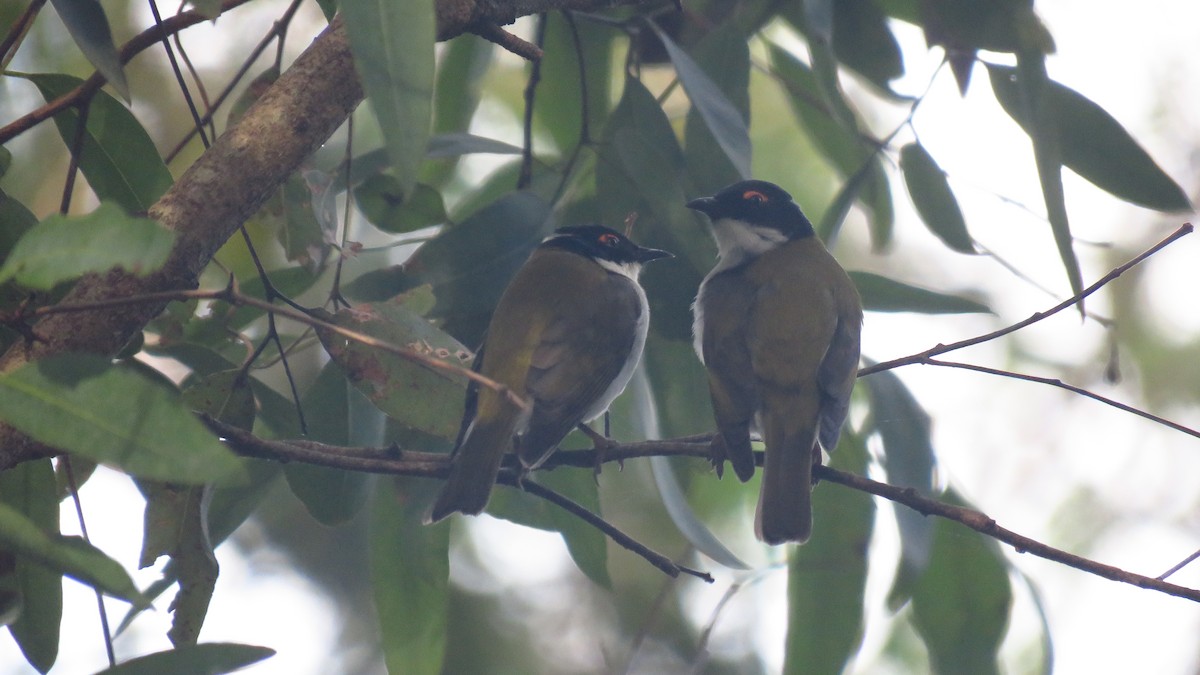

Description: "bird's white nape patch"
710 218 788 272
595 257 642 280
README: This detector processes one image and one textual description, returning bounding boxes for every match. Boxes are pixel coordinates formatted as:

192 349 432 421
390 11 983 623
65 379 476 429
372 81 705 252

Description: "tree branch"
204 417 1200 603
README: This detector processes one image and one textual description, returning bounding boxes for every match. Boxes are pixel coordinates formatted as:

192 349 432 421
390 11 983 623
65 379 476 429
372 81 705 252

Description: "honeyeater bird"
427 225 672 522
688 180 862 545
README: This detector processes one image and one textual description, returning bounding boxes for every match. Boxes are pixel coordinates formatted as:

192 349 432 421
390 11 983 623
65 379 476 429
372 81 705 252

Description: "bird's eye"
598 233 621 247
742 190 768 204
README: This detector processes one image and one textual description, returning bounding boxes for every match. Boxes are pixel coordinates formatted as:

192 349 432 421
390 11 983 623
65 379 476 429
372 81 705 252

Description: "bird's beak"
686 196 718 218
634 246 673 263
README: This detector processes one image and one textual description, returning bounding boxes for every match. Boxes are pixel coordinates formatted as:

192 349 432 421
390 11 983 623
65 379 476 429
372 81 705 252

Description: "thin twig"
517 14 548 189
9 286 530 412
149 0 210 148
1159 549 1200 581
0 0 256 144
62 457 116 666
0 0 46 70
59 101 91 214
815 465 1200 603
861 223 1194 377
508 478 713 582
469 22 544 61
925 358 1200 439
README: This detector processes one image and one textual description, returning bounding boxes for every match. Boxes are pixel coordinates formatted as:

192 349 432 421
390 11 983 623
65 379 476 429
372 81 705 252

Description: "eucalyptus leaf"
0 460 61 673
910 489 1013 675
650 456 749 570
0 354 244 484
94 643 274 675
987 63 1190 212
900 143 974 253
651 20 751 179
371 479 448 675
0 502 145 607
47 0 129 101
341 0 435 198
315 302 471 440
0 202 174 290
850 271 991 315
784 430 873 674
862 368 936 609
21 73 172 212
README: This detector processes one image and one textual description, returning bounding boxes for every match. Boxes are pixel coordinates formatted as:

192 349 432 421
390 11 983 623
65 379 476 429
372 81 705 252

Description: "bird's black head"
686 180 814 240
541 225 673 265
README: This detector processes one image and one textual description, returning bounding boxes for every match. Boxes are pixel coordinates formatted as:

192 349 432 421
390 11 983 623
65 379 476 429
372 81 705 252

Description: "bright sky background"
3 1 1200 674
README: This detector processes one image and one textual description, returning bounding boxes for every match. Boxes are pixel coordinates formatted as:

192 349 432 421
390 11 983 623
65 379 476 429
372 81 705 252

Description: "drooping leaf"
341 0 435 198
0 502 145 607
919 0 1055 56
596 75 714 341
371 478 448 675
652 20 751 179
345 191 553 345
987 63 1190 212
0 354 244 484
136 482 216 647
910 489 1013 675
355 176 446 234
94 643 274 675
426 133 523 159
684 22 752 194
0 460 61 673
862 368 936 609
21 73 172 212
315 302 471 441
832 0 905 91
900 143 975 253
47 0 129 100
0 202 174 290
280 169 337 272
650 456 749 570
784 430 873 674
535 13 614 154
283 361 372 525
850 271 991 315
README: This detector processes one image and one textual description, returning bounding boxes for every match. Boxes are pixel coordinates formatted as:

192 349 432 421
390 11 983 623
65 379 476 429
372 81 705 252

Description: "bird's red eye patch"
598 233 621 246
742 190 768 203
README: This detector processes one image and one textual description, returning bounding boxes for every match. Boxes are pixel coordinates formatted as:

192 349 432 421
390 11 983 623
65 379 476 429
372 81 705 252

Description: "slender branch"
0 0 257 144
203 416 1200 603
512 479 713 582
517 14 547 189
1159 549 1200 581
8 285 530 412
861 223 1194 377
817 467 1200 603
925 358 1200 439
469 22 544 60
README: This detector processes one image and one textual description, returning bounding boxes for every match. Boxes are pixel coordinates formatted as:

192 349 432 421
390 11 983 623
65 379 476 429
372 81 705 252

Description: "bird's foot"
576 423 619 479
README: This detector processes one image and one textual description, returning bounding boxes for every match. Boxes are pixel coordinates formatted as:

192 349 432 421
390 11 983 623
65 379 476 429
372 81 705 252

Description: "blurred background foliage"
1 0 1198 673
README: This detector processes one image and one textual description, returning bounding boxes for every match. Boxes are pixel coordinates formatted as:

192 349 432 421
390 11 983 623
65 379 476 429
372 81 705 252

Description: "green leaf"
355 176 446 234
47 0 129 101
0 354 244 484
341 0 435 198
284 361 371 525
850 271 991 314
784 430 873 674
0 189 38 262
986 63 1190 212
900 143 974 253
650 456 749 570
911 489 1013 675
0 202 174 289
535 13 613 153
370 479 448 675
862 369 936 609
95 643 274 675
280 170 336 272
831 0 905 91
684 22 752 194
1 460 61 673
180 369 256 432
652 20 751 178
426 133 522 159
316 302 471 440
596 76 714 341
345 191 553 345
0 502 145 606
21 73 172 212
136 482 216 647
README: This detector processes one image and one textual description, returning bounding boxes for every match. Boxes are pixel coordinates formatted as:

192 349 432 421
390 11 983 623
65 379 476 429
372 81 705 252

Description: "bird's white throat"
710 218 788 273
595 258 643 281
